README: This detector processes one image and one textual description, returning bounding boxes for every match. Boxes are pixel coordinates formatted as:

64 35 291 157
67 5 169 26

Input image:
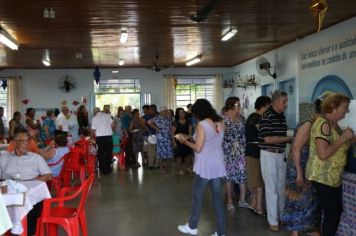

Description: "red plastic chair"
64 147 86 186
74 139 97 176
47 152 71 196
117 136 129 170
36 175 95 236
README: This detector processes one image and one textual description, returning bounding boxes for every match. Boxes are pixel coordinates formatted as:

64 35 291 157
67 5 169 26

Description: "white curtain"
213 74 223 112
163 75 176 111
7 76 22 119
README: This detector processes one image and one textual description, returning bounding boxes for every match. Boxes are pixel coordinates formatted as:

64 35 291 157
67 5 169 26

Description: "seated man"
0 128 52 235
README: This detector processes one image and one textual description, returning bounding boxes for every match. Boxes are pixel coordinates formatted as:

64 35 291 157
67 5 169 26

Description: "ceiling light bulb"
186 55 201 66
120 29 128 44
221 28 238 41
0 30 19 50
119 59 125 66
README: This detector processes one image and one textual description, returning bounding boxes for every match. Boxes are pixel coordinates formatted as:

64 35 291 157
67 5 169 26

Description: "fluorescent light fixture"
120 29 128 44
42 58 51 66
186 55 202 66
112 70 119 74
42 49 51 66
49 8 55 19
0 29 19 50
221 28 238 41
119 58 125 66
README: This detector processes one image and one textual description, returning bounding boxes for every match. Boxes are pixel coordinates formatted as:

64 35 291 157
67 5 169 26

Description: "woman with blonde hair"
306 93 354 236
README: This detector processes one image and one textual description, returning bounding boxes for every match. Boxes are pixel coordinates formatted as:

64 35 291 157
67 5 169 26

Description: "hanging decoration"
93 66 101 85
22 99 30 105
1 79 7 90
310 0 328 32
72 100 79 106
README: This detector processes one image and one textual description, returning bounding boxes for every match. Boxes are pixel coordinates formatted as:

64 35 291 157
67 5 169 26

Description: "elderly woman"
40 134 70 177
281 99 323 236
42 110 56 143
9 111 25 141
177 99 226 236
25 107 41 142
245 96 271 216
306 93 354 236
148 106 174 172
222 97 248 210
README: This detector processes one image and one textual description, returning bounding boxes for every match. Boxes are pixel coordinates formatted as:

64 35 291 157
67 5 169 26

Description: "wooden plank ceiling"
0 0 355 69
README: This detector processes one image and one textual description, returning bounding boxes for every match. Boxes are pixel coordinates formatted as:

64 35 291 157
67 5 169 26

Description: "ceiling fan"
150 48 174 72
256 57 277 79
191 0 221 23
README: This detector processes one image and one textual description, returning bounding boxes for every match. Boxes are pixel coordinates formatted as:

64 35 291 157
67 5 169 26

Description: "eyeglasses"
15 139 29 143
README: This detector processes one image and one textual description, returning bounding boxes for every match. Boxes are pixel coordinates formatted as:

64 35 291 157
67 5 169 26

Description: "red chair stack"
36 175 95 236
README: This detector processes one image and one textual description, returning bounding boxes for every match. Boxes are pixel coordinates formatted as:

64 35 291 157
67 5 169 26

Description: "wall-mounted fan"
256 56 277 79
58 75 77 93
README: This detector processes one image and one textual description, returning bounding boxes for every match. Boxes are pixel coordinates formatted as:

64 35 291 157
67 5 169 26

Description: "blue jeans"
188 175 226 235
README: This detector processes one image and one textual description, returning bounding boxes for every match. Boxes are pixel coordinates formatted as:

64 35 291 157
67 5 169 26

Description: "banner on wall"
298 30 356 104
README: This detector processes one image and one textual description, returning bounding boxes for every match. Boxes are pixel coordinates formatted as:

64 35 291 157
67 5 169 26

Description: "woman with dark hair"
40 134 70 177
306 93 354 236
77 105 89 135
128 109 146 167
42 110 56 143
222 96 249 210
8 111 25 141
173 107 192 175
245 96 271 216
281 99 323 236
25 107 41 142
177 99 226 236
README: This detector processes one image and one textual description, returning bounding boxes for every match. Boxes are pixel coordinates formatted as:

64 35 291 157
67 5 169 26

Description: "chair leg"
79 212 88 236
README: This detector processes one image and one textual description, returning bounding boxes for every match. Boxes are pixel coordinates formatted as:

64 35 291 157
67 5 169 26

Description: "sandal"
227 203 235 211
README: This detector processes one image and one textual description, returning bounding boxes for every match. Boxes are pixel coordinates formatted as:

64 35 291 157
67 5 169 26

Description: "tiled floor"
84 164 289 236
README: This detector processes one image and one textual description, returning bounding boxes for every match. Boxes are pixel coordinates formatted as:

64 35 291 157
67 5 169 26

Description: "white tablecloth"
0 192 13 234
4 180 51 234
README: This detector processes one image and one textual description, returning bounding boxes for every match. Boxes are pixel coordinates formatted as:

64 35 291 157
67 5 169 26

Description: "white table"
0 192 13 235
3 180 51 235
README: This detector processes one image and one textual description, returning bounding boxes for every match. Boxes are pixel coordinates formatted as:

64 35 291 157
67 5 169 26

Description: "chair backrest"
56 152 71 180
74 139 90 156
66 147 85 170
77 174 95 214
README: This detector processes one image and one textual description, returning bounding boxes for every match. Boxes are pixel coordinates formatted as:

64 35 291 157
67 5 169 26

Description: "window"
175 78 214 108
0 87 7 119
94 79 141 114
94 78 140 93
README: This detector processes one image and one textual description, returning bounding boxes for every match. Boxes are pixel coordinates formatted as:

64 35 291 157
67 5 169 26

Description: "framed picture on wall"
81 96 88 105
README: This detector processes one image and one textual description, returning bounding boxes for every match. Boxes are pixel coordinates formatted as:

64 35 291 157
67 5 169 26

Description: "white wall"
0 67 229 117
226 16 356 126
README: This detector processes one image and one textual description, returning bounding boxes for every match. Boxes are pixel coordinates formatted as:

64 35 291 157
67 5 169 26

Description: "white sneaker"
211 232 225 236
177 223 198 235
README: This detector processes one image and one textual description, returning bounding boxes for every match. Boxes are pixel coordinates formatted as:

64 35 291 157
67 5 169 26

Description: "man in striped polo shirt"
259 90 292 232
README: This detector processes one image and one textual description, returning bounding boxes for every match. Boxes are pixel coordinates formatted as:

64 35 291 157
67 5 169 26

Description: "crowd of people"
0 89 354 236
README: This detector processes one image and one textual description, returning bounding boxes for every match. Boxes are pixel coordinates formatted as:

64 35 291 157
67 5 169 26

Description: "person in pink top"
177 99 227 236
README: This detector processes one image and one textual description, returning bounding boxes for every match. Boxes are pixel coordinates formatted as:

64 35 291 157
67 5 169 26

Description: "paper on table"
2 192 25 206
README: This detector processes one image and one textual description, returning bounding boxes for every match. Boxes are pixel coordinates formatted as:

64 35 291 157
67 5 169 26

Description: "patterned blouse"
306 116 350 187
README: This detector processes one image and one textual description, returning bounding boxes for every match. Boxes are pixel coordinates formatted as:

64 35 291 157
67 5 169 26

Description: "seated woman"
7 133 40 153
40 134 70 177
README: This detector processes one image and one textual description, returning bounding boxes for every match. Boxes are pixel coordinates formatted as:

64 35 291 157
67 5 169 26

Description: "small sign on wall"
81 96 88 105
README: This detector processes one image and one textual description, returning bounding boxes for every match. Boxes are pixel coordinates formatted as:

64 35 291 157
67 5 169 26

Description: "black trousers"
314 182 342 236
96 135 113 174
27 201 43 234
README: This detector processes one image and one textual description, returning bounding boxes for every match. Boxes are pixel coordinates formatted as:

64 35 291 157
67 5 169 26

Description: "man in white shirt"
56 105 70 136
91 110 114 174
0 129 52 235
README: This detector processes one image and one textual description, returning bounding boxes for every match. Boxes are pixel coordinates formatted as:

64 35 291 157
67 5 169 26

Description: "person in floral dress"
148 106 174 172
222 97 248 210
